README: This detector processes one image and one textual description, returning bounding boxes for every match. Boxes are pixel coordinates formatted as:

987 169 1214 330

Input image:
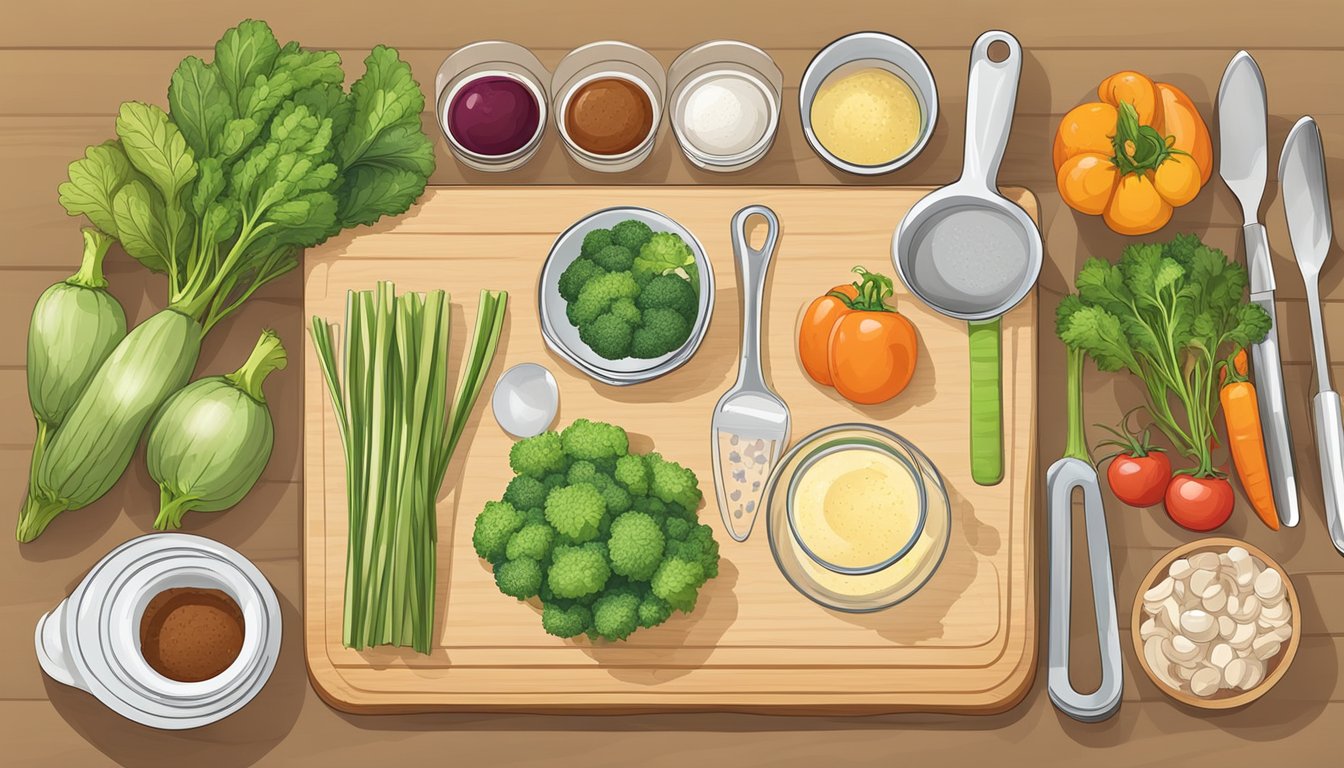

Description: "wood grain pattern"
4 1 1344 764
302 187 1038 713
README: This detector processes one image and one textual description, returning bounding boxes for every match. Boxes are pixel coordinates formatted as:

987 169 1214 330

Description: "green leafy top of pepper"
1055 234 1271 477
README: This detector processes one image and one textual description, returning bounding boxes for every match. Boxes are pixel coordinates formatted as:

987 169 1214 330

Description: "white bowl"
35 533 282 730
538 206 714 386
799 32 939 175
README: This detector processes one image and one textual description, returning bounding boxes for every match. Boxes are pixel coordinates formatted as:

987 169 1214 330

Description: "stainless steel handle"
1245 222 1277 294
1046 457 1123 723
961 30 1021 191
730 204 780 394
1249 297 1301 528
1313 391 1344 555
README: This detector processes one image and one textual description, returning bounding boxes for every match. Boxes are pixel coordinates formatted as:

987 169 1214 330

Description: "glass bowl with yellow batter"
799 32 938 175
766 423 950 612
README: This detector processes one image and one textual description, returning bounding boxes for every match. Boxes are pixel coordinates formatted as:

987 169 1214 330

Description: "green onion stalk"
312 283 507 653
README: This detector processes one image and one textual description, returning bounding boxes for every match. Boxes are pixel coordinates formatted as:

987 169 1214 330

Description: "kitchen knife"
1279 116 1344 555
1218 50 1300 528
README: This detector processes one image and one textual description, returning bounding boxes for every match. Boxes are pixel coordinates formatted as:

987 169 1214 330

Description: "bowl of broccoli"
473 419 722 641
539 207 714 385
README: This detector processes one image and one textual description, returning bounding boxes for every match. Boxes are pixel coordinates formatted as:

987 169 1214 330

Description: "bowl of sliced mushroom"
1132 537 1299 709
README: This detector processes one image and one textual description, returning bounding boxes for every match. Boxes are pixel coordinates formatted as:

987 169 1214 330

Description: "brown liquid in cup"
140 587 245 683
564 77 654 156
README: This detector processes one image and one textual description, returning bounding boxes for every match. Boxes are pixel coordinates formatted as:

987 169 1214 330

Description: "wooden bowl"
1131 537 1300 710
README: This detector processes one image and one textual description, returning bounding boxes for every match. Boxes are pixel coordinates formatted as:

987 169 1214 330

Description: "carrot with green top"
1221 349 1278 530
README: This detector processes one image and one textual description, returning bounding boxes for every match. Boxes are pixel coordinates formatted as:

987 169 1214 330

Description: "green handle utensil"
968 317 1003 485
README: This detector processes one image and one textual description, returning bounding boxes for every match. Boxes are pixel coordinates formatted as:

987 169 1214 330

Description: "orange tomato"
798 268 918 405
798 283 857 386
1054 71 1212 235
827 312 918 405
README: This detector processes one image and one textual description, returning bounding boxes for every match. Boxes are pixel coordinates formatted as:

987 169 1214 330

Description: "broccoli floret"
611 219 654 250
637 594 673 628
591 456 618 476
509 432 565 478
634 232 695 278
647 453 703 511
637 274 699 322
522 507 547 528
579 313 633 360
631 307 692 359
633 495 669 517
580 228 614 258
506 523 555 561
591 244 635 272
662 516 692 541
561 419 629 461
542 472 568 492
590 590 641 640
547 543 611 599
502 474 547 512
600 483 633 515
610 297 642 326
545 484 606 543
495 557 543 599
542 601 593 638
558 257 605 303
607 511 666 581
667 523 720 578
651 558 707 613
614 454 650 496
569 272 641 326
473 501 524 562
567 460 600 487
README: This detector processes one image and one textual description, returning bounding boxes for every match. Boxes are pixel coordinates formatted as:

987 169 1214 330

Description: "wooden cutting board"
303 186 1038 714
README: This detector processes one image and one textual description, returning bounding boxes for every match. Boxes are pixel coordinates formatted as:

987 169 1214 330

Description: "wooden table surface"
2 1 1341 765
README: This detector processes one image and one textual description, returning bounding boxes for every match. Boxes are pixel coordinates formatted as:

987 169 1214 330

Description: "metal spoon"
711 205 790 542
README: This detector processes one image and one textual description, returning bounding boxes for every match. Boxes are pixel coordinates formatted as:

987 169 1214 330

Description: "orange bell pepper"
1053 71 1212 236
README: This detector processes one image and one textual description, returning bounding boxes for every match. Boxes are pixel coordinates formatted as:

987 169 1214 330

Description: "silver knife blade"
1218 50 1300 528
1218 51 1268 227
1280 117 1334 280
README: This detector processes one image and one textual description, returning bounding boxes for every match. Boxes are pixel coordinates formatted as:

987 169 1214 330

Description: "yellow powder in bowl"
810 66 922 167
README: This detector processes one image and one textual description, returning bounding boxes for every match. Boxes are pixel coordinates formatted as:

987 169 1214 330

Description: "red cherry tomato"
1105 450 1171 507
1163 475 1234 532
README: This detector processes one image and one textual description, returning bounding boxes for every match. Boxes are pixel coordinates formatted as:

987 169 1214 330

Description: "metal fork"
711 205 790 542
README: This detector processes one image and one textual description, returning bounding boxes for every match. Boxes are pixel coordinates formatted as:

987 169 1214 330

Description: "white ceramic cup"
35 533 282 730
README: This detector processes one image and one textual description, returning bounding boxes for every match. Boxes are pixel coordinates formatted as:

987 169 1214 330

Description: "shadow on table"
42 591 305 768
